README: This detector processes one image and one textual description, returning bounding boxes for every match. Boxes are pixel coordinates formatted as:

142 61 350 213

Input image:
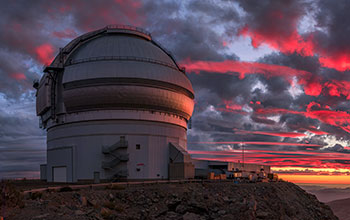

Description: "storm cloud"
0 0 349 179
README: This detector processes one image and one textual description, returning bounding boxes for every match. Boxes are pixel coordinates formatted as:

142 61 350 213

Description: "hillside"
1 181 338 220
327 198 350 220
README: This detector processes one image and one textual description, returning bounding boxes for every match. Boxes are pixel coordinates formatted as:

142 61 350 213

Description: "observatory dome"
36 25 195 182
52 25 193 121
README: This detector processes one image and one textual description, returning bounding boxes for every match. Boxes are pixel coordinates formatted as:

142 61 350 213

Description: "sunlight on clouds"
226 36 275 62
322 136 350 149
288 76 304 99
251 80 267 93
273 166 350 174
266 115 281 123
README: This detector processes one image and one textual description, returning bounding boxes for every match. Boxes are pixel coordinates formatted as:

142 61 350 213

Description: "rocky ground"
1 180 338 220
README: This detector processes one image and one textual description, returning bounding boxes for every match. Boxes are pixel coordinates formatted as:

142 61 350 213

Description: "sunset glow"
277 174 350 184
0 0 349 186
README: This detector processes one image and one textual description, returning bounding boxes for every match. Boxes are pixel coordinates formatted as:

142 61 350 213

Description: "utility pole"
242 143 245 168
239 143 245 169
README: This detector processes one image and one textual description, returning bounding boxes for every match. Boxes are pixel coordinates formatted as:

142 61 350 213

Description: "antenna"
240 143 245 169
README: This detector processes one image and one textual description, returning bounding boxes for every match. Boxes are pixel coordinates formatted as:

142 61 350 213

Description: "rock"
155 207 168 217
218 210 226 215
69 205 78 210
101 207 112 218
183 212 201 220
103 201 116 210
188 199 208 213
30 191 43 200
166 211 178 219
108 193 114 200
256 210 269 218
73 193 81 200
31 213 50 220
1 182 340 220
80 196 87 206
175 204 187 214
74 210 85 215
248 199 257 211
166 198 181 210
88 199 97 207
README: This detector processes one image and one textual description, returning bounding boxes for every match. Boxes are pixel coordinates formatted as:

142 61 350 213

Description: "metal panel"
69 35 175 66
53 166 67 182
36 74 51 115
169 142 191 163
63 61 194 95
126 135 148 179
169 162 194 180
40 164 47 180
62 85 194 120
60 110 188 129
47 120 187 180
47 147 73 182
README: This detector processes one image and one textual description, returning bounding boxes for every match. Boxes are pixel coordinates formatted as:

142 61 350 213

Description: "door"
53 166 67 182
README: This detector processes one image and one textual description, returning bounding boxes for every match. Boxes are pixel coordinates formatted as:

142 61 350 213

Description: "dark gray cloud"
144 1 239 62
323 144 350 154
314 0 350 57
0 97 46 179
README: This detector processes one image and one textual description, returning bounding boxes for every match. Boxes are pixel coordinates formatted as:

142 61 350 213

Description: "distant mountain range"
299 185 350 203
327 198 350 220
299 184 350 220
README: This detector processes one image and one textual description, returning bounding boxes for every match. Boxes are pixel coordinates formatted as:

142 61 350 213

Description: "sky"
0 0 349 184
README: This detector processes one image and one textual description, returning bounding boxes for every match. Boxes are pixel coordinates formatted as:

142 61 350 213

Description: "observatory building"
35 25 195 182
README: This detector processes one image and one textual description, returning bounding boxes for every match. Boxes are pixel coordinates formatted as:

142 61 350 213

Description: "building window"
136 168 141 172
136 144 140 150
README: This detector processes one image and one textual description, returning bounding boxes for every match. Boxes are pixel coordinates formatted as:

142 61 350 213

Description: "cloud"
237 0 313 55
0 93 46 178
236 0 350 73
0 0 349 180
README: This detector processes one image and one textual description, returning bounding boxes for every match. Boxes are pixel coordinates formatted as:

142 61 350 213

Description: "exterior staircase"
102 136 129 178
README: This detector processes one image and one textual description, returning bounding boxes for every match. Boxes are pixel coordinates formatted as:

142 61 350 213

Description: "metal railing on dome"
42 25 190 73
106 24 151 36
66 55 180 71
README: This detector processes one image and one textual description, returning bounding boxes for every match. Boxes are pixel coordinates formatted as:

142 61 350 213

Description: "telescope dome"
35 25 195 182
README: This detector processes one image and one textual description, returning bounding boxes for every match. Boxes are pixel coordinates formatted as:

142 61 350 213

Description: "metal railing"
106 24 151 36
66 55 180 71
42 25 189 74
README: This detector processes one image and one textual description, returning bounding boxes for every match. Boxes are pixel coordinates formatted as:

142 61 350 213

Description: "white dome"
36 25 195 126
